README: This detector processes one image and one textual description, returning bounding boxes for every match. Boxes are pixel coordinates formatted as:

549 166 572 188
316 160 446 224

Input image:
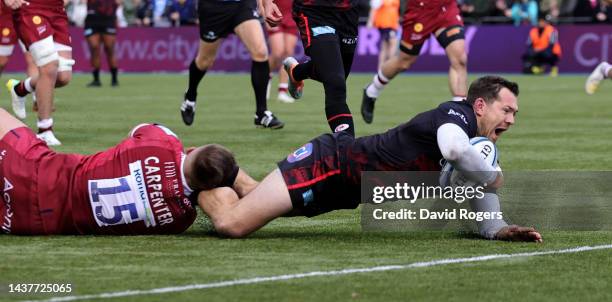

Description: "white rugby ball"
440 137 499 188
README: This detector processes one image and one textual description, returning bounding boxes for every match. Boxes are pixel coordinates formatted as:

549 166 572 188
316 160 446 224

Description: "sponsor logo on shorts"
342 37 357 45
410 34 422 41
302 189 314 206
37 26 47 36
334 124 350 132
414 23 423 33
2 28 9 36
2 177 14 234
0 149 6 162
287 142 313 163
203 31 217 40
312 26 335 36
32 16 42 25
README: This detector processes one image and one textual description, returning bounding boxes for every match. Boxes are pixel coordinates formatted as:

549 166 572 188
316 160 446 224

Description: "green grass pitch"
0 73 611 301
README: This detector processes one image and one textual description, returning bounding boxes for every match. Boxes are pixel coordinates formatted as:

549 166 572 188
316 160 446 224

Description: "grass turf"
0 73 611 301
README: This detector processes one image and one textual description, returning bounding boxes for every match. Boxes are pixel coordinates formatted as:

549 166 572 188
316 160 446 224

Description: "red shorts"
400 1 463 52
266 0 297 36
0 127 78 235
0 11 17 47
13 4 71 48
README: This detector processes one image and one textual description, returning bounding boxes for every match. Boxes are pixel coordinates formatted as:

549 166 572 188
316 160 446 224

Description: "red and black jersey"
293 0 358 9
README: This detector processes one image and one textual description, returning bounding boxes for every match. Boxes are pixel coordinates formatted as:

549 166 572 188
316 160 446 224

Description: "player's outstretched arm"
495 225 543 242
0 108 28 139
199 169 293 238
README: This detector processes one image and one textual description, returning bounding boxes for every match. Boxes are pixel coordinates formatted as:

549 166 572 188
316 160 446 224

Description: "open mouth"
494 128 507 136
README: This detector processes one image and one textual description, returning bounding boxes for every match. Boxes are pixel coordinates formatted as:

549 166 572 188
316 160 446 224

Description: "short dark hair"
465 76 519 105
190 144 238 191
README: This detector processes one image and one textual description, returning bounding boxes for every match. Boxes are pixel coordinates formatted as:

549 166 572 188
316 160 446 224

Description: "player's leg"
199 169 293 238
277 32 298 103
180 39 222 125
586 61 612 95
235 19 284 129
0 108 27 140
267 30 284 99
86 32 102 87
436 28 467 101
102 33 119 86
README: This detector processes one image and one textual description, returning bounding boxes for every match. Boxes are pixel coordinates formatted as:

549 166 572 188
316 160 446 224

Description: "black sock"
93 69 100 82
291 60 313 82
110 68 118 83
326 103 354 137
186 60 207 101
251 60 270 116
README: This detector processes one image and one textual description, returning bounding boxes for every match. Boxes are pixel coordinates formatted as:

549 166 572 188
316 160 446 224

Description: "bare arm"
232 168 259 198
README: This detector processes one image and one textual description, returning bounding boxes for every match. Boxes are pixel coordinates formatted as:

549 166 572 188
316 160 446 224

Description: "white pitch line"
25 244 612 302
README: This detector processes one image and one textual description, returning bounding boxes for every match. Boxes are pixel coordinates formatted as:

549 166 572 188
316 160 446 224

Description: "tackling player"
179 0 284 129
0 108 258 235
84 0 120 87
361 0 468 124
199 76 543 242
585 61 612 95
266 0 298 103
4 0 76 146
262 0 359 136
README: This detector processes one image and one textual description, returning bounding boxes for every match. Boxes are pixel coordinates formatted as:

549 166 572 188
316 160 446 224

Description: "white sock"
278 83 288 89
37 118 53 130
24 78 34 93
452 96 465 102
366 70 390 98
603 62 612 79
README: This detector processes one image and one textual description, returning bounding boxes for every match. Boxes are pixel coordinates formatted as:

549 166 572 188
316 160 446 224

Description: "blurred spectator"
511 0 538 26
540 0 560 19
168 0 198 26
152 0 171 27
367 0 399 70
69 0 88 26
522 15 562 76
596 0 612 22
135 0 153 26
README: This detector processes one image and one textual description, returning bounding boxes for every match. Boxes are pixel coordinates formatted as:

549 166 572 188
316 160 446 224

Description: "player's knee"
56 71 72 87
39 62 59 79
250 45 268 62
397 54 416 70
30 36 60 67
450 52 468 69
195 55 215 69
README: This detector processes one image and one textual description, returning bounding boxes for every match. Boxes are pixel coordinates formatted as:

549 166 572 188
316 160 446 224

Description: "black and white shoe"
180 94 196 126
361 86 376 124
254 110 284 129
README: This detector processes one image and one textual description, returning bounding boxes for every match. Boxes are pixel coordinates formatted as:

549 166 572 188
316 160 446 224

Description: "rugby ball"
440 137 499 188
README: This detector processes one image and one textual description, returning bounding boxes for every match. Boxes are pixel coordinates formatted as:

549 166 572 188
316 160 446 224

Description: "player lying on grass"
199 76 543 242
0 108 257 235
585 61 612 95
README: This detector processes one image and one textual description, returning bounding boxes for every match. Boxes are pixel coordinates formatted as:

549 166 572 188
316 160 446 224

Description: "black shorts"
378 28 397 42
84 16 117 37
292 5 358 52
277 132 360 217
198 0 260 42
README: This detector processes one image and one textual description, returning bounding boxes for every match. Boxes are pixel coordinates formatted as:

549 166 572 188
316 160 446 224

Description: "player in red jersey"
361 0 468 124
0 5 17 75
4 0 75 146
0 108 257 235
266 0 298 103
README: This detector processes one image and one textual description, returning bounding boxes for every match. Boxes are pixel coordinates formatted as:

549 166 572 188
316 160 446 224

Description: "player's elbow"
215 216 251 238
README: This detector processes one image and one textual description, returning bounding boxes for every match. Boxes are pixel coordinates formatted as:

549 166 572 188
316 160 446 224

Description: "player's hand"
4 0 29 9
495 225 543 243
262 0 282 27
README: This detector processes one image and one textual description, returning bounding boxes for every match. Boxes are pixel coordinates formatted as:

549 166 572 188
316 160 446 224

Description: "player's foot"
111 80 119 87
87 80 101 87
361 85 376 124
550 66 559 77
586 62 608 95
180 95 196 126
282 57 303 99
277 91 295 103
254 110 284 129
6 79 26 119
531 66 543 75
37 130 62 146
